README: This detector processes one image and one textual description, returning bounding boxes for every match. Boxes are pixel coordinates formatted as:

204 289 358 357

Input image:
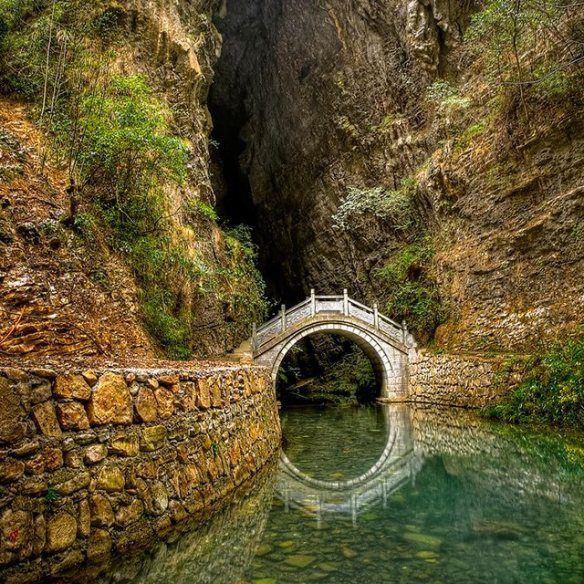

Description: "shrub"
483 333 584 429
333 178 416 231
375 239 446 340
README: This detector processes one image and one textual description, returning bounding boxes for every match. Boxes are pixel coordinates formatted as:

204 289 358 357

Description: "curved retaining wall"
0 364 281 582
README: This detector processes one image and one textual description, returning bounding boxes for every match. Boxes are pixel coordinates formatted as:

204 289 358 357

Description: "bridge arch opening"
274 328 392 404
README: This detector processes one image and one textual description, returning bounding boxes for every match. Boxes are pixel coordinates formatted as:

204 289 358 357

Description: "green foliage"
333 178 417 230
186 198 218 223
44 486 60 503
483 333 584 429
375 239 445 340
72 74 188 225
427 80 471 111
465 0 582 108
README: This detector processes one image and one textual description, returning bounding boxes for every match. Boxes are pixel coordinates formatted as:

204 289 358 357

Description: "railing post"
402 320 408 343
343 289 349 316
252 322 257 353
281 304 286 332
310 288 316 317
373 303 379 329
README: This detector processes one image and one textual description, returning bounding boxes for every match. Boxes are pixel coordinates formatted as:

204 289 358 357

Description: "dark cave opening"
208 90 258 230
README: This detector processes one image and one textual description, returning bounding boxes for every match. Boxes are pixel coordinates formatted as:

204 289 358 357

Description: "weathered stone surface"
53 375 92 401
0 377 27 444
134 388 158 423
90 493 114 527
0 509 33 556
109 434 139 457
197 378 211 409
54 471 91 495
96 466 125 492
46 512 77 553
0 459 25 482
81 370 98 386
115 499 144 527
56 402 90 430
43 447 64 471
32 402 62 438
78 499 91 537
158 374 179 387
140 425 167 451
154 387 174 419
87 373 132 426
84 444 108 465
87 528 112 563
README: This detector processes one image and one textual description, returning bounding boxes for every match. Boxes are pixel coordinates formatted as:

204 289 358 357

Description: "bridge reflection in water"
275 404 424 526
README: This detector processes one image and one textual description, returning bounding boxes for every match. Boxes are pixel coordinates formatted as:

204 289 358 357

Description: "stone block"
87 528 112 563
109 434 140 457
57 402 90 430
154 387 174 419
32 401 62 438
134 388 158 423
90 493 114 527
96 466 125 492
140 425 167 451
84 444 108 465
53 375 92 401
0 377 27 444
87 373 132 426
46 512 77 553
115 499 144 527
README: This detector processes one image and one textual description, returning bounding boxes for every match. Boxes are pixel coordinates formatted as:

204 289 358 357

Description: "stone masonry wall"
0 364 281 583
408 351 525 407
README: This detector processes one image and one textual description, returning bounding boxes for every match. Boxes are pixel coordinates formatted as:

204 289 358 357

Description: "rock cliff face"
210 0 584 352
0 0 264 361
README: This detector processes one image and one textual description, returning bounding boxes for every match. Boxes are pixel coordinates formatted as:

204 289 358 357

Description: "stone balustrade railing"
252 290 408 353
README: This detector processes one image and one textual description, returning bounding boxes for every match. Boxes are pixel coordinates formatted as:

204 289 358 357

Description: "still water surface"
101 404 584 584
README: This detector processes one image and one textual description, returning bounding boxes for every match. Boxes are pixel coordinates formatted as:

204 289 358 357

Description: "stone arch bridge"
251 291 417 400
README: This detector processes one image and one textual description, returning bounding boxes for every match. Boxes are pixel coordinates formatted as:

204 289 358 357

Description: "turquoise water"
100 404 584 584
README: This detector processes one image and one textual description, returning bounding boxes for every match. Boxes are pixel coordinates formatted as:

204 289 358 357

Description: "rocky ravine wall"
0 365 280 582
408 351 525 407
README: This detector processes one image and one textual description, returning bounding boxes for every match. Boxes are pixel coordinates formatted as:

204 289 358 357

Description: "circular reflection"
276 404 422 522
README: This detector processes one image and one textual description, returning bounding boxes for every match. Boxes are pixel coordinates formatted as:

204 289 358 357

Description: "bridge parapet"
253 290 408 354
250 290 416 400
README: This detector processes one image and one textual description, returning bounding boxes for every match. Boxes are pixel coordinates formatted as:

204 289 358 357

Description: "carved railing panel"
254 293 407 352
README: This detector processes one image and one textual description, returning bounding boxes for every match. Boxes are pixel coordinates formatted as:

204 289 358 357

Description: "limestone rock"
32 401 62 438
56 402 90 430
115 499 144 526
140 425 167 451
0 459 25 482
81 370 98 386
197 378 211 409
109 434 139 457
90 493 114 527
43 447 64 471
96 466 125 492
87 373 132 426
84 444 108 465
78 499 91 537
0 377 27 443
46 512 77 553
54 471 91 496
87 528 112 563
134 388 158 423
154 387 174 419
53 375 91 401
